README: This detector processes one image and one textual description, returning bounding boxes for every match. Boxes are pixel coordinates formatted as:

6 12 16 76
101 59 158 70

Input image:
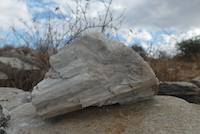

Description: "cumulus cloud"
0 0 31 29
47 0 200 31
118 28 152 45
1 0 200 30
0 0 199 54
178 28 200 40
51 0 112 20
114 0 200 30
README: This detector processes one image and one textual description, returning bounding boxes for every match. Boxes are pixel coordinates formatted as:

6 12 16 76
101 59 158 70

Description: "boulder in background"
159 81 200 104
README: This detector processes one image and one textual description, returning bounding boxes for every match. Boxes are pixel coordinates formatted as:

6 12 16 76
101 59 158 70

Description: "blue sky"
0 0 200 55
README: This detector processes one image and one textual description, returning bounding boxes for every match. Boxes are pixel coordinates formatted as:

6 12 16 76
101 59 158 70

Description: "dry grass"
0 46 51 91
146 57 200 82
0 69 43 91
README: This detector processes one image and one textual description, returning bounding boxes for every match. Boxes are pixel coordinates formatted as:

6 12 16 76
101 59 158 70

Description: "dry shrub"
0 45 15 55
0 69 43 91
146 57 200 82
0 46 51 91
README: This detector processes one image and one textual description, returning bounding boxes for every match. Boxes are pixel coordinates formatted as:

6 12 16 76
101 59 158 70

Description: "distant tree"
177 36 200 60
131 44 147 58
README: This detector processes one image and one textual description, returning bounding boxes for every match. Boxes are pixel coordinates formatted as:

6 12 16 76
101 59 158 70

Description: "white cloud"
162 34 177 44
116 0 200 29
0 0 199 55
30 6 47 14
118 28 152 45
0 0 31 29
52 0 107 19
135 30 152 41
178 28 200 41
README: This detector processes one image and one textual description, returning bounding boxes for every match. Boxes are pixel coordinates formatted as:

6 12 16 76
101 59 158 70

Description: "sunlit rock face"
31 33 159 119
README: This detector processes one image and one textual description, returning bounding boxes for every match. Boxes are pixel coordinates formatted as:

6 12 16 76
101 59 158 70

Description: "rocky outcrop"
159 81 200 104
31 33 159 119
6 96 200 134
191 76 200 88
0 88 31 111
0 88 30 134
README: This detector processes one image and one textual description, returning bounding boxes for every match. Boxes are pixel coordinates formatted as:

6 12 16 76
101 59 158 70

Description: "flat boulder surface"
32 33 158 119
7 96 200 134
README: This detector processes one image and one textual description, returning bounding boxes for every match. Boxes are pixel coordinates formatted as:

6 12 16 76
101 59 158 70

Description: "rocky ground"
1 88 200 134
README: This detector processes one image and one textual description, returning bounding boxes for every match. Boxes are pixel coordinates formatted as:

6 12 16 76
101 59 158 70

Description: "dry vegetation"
132 36 200 82
0 46 50 91
146 57 200 82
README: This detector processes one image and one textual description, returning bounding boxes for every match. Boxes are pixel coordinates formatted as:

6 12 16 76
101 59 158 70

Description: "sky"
0 0 200 55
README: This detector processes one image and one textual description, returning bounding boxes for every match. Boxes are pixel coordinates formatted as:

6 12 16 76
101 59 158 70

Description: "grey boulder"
32 33 158 119
159 81 200 104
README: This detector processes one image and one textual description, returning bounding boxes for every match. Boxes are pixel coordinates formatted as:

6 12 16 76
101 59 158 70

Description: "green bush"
177 36 200 59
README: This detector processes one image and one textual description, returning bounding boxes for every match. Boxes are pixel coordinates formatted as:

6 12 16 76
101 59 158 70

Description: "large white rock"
0 88 31 111
32 33 159 119
7 96 200 134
